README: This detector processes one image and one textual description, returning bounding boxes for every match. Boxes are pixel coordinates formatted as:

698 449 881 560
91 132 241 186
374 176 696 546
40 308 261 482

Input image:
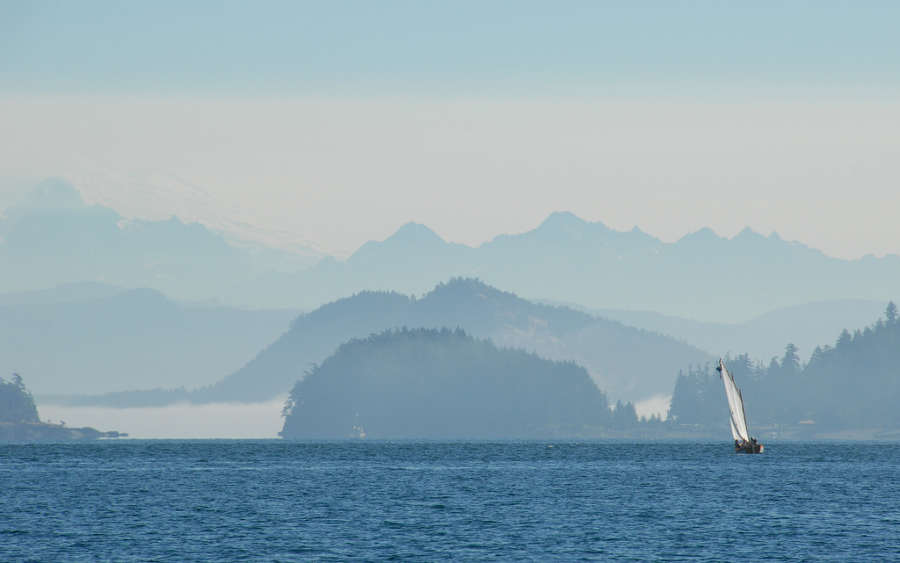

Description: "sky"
2 1 900 258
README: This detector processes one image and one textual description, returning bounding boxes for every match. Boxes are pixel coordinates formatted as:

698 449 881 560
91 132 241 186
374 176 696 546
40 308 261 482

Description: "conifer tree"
886 301 898 325
781 343 801 375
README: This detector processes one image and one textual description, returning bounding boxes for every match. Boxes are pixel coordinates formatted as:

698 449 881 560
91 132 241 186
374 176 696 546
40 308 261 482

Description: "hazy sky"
2 1 899 258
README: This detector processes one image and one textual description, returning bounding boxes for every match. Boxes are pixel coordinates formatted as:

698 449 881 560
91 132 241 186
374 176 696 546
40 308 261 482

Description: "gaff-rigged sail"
718 359 750 442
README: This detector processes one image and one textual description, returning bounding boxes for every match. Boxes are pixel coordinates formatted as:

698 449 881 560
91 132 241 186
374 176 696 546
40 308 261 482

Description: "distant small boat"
717 359 763 454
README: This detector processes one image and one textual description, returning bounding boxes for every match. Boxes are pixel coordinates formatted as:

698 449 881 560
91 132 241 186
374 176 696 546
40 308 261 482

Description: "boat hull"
735 443 764 454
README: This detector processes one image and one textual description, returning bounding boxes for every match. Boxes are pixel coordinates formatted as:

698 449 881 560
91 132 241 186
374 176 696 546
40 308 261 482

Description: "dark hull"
735 443 764 454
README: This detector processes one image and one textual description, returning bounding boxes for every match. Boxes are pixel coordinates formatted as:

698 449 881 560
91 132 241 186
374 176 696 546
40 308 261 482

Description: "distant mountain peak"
733 226 765 241
347 221 451 264
538 211 610 232
530 211 611 243
678 227 723 243
540 211 587 228
388 222 445 244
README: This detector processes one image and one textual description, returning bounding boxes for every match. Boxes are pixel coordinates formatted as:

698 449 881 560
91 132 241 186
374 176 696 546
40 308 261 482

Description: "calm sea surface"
2 441 898 561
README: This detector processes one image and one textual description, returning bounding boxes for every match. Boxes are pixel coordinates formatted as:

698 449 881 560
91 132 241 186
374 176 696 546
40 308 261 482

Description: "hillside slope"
593 299 886 362
0 287 295 395
197 278 711 404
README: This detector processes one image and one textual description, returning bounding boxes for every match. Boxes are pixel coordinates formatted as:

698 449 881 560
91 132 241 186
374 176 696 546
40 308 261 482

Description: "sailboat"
716 359 763 454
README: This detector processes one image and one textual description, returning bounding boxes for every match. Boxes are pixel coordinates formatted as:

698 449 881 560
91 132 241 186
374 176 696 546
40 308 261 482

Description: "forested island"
669 303 900 439
280 328 656 439
0 374 125 441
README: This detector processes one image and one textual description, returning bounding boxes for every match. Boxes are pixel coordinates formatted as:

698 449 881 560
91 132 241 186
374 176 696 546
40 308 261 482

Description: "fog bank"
634 394 671 420
37 398 287 439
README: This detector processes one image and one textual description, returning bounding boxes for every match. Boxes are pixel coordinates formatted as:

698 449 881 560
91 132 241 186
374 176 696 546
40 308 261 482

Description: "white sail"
718 359 750 442
729 415 740 442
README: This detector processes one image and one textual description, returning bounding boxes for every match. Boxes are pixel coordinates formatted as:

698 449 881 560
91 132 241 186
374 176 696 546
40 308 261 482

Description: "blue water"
2 441 899 561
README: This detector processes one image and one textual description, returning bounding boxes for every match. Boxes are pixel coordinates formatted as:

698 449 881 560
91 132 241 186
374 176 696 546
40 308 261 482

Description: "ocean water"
2 441 898 561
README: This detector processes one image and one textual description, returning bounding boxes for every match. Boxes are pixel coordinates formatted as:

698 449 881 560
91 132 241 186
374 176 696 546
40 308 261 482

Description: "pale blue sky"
3 1 899 96
2 2 900 259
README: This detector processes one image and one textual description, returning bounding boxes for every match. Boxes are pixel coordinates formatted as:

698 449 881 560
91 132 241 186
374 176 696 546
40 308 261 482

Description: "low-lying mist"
633 394 671 420
37 397 287 439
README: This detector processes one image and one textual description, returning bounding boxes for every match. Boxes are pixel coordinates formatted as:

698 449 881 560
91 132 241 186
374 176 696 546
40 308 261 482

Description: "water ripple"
1 441 898 560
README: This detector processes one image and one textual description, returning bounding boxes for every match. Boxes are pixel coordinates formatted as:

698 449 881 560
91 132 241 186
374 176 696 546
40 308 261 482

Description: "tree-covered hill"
667 302 900 438
72 278 707 406
188 278 710 404
280 328 615 439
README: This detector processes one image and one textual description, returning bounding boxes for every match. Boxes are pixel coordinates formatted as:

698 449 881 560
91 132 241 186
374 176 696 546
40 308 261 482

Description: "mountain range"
0 178 320 306
307 212 900 322
3 179 899 321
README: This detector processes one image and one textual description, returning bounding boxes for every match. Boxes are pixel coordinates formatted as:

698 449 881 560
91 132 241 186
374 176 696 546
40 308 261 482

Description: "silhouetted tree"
781 343 801 375
667 363 729 427
0 373 40 424
837 329 852 349
886 301 898 325
611 400 638 430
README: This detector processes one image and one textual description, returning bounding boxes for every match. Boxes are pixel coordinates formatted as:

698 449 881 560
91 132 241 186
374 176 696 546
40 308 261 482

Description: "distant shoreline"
0 422 126 442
